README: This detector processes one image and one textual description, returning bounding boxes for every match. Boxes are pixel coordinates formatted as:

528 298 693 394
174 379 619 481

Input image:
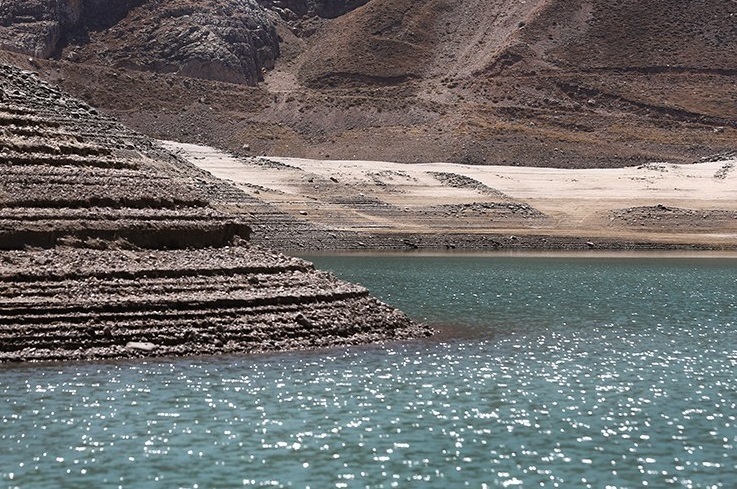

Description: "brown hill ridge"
1 0 736 167
0 63 431 362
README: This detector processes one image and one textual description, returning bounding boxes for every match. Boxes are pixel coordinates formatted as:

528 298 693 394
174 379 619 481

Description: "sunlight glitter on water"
2 256 737 488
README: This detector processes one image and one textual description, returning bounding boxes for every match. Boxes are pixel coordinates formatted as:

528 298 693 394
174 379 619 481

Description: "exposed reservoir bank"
163 141 737 251
2 255 736 487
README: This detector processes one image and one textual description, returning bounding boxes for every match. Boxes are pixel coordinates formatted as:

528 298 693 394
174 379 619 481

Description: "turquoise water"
2 255 736 488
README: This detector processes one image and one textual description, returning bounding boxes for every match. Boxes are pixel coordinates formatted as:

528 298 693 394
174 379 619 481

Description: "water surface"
2 255 736 488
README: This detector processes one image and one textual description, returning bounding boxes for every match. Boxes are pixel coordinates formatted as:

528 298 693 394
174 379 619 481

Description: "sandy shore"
162 141 737 250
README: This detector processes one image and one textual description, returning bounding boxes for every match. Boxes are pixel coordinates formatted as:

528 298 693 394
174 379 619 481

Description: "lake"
2 253 736 488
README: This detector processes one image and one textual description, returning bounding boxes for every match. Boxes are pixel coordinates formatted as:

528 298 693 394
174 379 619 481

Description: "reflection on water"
2 256 736 488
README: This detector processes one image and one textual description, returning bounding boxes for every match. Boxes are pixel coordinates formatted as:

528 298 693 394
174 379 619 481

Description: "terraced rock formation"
0 64 249 250
0 63 430 362
0 247 419 362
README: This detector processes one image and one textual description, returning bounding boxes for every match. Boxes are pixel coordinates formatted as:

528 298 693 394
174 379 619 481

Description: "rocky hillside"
1 0 735 166
0 0 363 83
0 0 279 84
0 63 430 362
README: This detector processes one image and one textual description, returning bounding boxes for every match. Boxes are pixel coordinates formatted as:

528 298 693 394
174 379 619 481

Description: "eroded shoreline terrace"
0 64 430 363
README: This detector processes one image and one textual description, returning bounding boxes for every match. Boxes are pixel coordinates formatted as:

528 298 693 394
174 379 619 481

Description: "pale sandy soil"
162 140 737 249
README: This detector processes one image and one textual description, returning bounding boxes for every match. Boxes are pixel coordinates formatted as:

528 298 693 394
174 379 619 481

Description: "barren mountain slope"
526 0 737 71
3 0 735 167
279 0 737 166
296 0 551 84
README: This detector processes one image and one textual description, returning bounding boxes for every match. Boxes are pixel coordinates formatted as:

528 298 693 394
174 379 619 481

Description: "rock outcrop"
0 0 280 84
69 0 281 85
0 0 372 85
0 0 77 58
0 0 146 58
0 63 431 362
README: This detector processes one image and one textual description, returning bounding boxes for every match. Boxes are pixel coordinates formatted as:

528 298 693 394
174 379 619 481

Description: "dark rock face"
0 0 369 85
0 1 145 57
0 0 71 57
313 0 370 17
70 0 281 85
78 0 147 30
0 0 144 57
0 0 281 85
0 63 431 362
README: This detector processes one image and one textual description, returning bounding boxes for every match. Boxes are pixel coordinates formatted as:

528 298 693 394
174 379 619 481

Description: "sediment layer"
0 246 426 362
0 63 430 362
